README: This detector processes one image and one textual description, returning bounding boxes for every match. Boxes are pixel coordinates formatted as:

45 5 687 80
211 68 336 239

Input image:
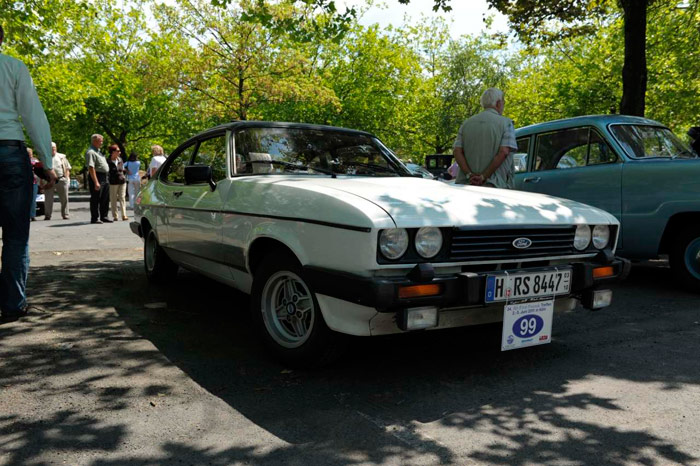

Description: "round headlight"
573 225 592 251
379 229 409 260
415 227 443 259
592 225 610 249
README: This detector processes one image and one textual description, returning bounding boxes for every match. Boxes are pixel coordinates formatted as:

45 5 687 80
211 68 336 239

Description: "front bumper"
305 252 631 313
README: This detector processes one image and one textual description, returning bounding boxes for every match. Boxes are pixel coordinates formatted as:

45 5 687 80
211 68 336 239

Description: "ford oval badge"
512 237 532 249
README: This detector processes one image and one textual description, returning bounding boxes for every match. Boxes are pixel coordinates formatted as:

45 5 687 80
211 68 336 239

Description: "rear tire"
250 252 345 367
670 226 700 292
144 228 178 284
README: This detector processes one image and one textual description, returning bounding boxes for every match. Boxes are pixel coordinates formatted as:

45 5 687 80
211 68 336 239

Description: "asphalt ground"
1 198 700 465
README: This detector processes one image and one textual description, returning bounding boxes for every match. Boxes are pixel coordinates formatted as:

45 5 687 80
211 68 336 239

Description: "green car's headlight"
379 228 409 260
574 225 592 251
592 225 610 249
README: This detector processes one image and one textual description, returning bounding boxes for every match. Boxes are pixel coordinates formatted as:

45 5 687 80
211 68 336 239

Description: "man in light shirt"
0 24 57 322
452 87 517 189
44 142 72 220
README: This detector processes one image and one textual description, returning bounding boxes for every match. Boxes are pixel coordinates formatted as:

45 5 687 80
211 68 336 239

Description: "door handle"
173 191 183 198
524 176 541 183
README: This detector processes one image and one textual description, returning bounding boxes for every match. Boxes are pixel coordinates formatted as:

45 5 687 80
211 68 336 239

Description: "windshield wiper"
248 160 336 178
344 161 398 174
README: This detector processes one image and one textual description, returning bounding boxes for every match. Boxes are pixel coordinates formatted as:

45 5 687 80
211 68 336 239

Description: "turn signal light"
398 284 442 299
593 266 614 279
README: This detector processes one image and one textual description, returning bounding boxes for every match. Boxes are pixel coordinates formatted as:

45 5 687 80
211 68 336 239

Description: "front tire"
144 228 178 284
251 252 345 367
670 226 700 291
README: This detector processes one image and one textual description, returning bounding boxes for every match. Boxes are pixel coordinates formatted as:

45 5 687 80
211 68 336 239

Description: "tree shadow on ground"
1 259 698 465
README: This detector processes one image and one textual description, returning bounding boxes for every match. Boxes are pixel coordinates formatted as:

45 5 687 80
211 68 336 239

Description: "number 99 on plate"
501 299 554 351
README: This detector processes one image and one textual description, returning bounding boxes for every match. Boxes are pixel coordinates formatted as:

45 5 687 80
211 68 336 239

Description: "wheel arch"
658 212 700 255
247 237 301 276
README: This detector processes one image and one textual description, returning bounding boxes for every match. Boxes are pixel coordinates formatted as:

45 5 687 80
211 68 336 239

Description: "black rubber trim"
304 257 629 312
141 204 372 232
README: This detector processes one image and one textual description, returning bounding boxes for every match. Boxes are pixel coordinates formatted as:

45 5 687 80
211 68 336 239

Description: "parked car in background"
132 121 628 366
514 115 700 289
35 186 45 217
69 178 80 190
425 154 453 178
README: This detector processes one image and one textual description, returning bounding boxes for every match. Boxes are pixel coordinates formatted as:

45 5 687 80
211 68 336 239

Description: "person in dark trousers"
0 24 57 323
84 134 111 224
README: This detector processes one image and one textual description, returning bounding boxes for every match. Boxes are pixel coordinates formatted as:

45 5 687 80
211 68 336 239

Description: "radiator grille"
449 226 577 262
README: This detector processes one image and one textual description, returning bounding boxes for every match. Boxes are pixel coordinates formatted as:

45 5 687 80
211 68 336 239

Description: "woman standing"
124 152 141 209
107 144 128 221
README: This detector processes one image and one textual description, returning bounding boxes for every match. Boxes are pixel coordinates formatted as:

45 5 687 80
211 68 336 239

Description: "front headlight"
592 225 610 249
379 229 409 260
415 227 443 259
574 225 592 250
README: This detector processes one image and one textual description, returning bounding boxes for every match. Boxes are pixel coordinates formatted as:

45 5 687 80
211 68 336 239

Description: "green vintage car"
514 115 700 289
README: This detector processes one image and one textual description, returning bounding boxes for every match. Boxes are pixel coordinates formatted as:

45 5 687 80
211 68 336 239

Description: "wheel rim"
145 231 157 273
260 271 316 349
684 237 700 280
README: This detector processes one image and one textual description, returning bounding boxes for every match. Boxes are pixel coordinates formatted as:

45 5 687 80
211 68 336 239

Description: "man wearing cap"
0 24 57 323
44 142 72 220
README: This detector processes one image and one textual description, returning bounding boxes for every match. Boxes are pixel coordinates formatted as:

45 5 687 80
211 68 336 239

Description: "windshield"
233 127 407 177
610 124 696 159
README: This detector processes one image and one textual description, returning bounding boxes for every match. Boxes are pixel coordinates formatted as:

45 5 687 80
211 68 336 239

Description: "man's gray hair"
480 88 505 109
91 134 103 142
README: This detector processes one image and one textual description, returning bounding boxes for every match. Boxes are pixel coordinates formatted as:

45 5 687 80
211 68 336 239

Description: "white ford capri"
132 121 630 366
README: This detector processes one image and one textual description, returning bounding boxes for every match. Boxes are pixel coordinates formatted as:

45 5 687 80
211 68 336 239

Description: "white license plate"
485 269 571 303
501 299 554 351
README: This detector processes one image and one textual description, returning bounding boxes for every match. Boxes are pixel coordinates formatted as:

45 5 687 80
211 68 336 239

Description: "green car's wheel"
670 226 700 291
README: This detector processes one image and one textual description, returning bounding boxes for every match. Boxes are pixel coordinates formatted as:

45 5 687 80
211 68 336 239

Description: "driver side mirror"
185 164 216 191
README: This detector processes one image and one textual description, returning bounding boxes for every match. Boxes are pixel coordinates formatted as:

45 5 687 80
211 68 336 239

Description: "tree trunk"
619 0 648 116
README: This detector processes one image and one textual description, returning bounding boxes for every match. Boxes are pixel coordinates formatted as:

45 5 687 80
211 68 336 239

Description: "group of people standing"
84 134 163 224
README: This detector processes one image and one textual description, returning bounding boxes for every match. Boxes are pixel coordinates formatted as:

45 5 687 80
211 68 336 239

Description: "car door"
165 131 232 278
155 142 196 247
517 127 623 238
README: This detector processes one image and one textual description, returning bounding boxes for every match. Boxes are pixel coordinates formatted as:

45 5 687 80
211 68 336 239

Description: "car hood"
249 176 619 228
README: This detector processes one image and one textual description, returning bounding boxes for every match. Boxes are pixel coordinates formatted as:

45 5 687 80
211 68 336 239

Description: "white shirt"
0 53 52 168
148 155 166 174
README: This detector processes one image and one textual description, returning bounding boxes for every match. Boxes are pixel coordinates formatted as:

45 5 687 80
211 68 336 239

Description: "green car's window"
535 128 589 171
162 144 194 184
514 137 529 173
610 124 696 159
194 134 227 182
588 131 617 165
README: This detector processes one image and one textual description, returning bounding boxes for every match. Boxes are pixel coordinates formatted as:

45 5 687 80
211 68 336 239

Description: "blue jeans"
0 145 32 314
30 183 38 218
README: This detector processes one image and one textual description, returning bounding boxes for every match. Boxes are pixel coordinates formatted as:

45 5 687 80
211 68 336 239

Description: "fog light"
584 289 613 310
398 306 439 331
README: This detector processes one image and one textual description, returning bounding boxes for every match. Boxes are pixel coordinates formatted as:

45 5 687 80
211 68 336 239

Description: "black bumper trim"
304 255 630 312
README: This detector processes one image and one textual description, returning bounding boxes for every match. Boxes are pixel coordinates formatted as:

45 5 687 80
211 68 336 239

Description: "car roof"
193 120 377 140
515 114 665 136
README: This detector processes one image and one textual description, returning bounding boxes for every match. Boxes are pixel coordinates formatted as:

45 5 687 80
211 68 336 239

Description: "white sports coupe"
131 121 629 366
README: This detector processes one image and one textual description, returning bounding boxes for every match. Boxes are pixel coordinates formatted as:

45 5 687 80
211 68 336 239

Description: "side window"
588 130 617 165
535 128 589 171
194 134 228 182
513 137 530 173
162 144 195 184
